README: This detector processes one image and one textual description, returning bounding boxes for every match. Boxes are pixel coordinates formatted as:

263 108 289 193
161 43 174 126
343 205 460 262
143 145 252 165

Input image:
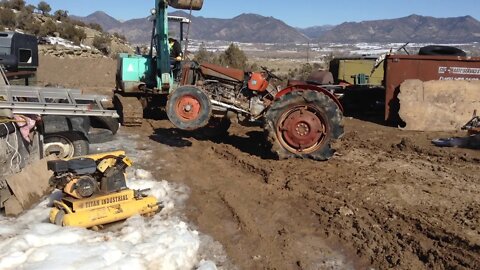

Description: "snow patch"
42 36 92 50
0 130 229 269
0 172 215 270
0 129 219 269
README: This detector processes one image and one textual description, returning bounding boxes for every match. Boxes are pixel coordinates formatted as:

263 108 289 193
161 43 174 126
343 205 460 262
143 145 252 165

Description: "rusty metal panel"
384 55 480 122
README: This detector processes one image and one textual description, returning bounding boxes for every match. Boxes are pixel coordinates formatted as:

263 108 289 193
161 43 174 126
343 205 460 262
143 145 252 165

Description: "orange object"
248 72 268 92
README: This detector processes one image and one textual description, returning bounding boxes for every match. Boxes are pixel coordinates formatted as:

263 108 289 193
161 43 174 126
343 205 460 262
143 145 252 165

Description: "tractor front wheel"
167 86 212 130
264 90 343 161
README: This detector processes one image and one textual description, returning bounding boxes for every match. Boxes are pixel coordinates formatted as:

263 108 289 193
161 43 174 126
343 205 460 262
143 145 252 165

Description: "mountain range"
71 11 480 44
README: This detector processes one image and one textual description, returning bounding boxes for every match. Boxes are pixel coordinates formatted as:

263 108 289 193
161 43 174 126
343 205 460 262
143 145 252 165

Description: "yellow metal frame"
50 189 160 228
50 151 159 228
72 150 127 161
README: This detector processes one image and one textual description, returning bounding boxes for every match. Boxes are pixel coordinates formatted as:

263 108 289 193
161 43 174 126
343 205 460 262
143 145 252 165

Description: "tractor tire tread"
166 86 212 130
264 90 343 161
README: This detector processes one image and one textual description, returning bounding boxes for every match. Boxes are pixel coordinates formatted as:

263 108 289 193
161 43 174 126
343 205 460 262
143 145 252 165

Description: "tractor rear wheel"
167 86 212 130
264 90 343 161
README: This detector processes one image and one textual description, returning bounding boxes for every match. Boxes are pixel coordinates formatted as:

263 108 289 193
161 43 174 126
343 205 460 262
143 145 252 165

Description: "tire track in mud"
146 118 479 269
207 125 480 269
211 145 271 184
395 211 480 268
311 130 480 269
206 142 357 269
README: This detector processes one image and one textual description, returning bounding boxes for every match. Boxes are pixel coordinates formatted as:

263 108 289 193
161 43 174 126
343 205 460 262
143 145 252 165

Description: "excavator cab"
115 0 202 95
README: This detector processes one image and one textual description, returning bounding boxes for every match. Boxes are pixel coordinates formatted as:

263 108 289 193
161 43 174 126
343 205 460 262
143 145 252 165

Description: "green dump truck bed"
329 57 384 86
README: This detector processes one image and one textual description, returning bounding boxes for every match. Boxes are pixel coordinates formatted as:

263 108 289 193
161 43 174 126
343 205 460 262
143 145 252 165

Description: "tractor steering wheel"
261 66 282 81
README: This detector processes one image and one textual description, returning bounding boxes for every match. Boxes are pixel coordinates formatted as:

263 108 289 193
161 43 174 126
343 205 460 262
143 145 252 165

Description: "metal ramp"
0 65 118 118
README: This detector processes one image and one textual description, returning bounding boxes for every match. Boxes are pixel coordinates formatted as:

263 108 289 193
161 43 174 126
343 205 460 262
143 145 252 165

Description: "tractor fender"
275 84 344 112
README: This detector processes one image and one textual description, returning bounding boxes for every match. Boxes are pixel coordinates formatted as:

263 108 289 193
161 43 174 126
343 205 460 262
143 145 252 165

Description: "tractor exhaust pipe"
210 99 250 114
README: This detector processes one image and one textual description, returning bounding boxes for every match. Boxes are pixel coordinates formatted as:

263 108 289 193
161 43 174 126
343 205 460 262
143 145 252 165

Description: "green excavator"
113 0 202 126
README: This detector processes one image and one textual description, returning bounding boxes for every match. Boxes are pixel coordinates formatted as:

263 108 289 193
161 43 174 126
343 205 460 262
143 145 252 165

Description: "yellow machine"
48 151 161 228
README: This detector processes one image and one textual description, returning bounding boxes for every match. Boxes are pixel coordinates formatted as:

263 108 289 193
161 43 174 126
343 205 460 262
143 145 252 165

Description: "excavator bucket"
168 0 203 10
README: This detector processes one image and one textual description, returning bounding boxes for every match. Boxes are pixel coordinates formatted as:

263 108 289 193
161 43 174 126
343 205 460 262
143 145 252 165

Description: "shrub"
89 23 103 32
0 8 16 28
287 63 315 80
93 34 111 54
59 22 86 45
69 19 86 27
298 63 313 80
24 4 35 14
194 43 215 63
53 9 68 21
113 32 126 41
15 10 34 29
24 20 41 35
39 19 56 36
0 0 12 9
37 1 51 15
218 43 248 69
10 0 25 11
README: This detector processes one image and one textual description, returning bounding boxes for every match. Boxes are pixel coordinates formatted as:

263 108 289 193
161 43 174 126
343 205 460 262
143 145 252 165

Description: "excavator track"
113 93 144 127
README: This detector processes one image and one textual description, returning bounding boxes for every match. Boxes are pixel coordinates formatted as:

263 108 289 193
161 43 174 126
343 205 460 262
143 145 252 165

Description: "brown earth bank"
36 54 116 95
38 56 480 269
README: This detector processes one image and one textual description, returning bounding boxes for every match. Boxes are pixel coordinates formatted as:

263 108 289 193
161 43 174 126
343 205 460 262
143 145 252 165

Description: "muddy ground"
38 56 480 269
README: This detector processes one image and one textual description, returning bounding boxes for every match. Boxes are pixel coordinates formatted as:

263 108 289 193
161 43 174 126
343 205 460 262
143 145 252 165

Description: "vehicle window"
18 48 32 63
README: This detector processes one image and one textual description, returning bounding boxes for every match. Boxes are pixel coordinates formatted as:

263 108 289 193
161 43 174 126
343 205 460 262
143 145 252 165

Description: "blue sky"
25 0 480 28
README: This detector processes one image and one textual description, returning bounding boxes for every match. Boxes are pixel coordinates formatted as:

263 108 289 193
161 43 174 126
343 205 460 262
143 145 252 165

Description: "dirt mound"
36 55 115 95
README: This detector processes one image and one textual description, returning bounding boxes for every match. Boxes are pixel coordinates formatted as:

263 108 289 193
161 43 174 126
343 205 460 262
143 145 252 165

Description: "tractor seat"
199 63 246 82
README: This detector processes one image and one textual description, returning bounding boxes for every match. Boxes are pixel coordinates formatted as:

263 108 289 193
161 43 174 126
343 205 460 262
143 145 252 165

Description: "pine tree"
37 1 51 15
218 43 248 69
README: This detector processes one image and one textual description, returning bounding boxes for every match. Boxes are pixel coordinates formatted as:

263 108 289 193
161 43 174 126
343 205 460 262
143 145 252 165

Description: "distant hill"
298 25 335 39
194 13 310 43
72 11 310 44
70 11 121 31
72 11 480 44
318 14 480 43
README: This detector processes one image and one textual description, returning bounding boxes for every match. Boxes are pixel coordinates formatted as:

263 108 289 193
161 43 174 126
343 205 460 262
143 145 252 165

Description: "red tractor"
166 63 344 160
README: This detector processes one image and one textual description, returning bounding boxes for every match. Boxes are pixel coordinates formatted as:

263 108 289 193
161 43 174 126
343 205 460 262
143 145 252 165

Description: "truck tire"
418 45 466 57
167 86 212 130
264 90 343 161
88 128 114 144
90 116 119 135
43 132 89 159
